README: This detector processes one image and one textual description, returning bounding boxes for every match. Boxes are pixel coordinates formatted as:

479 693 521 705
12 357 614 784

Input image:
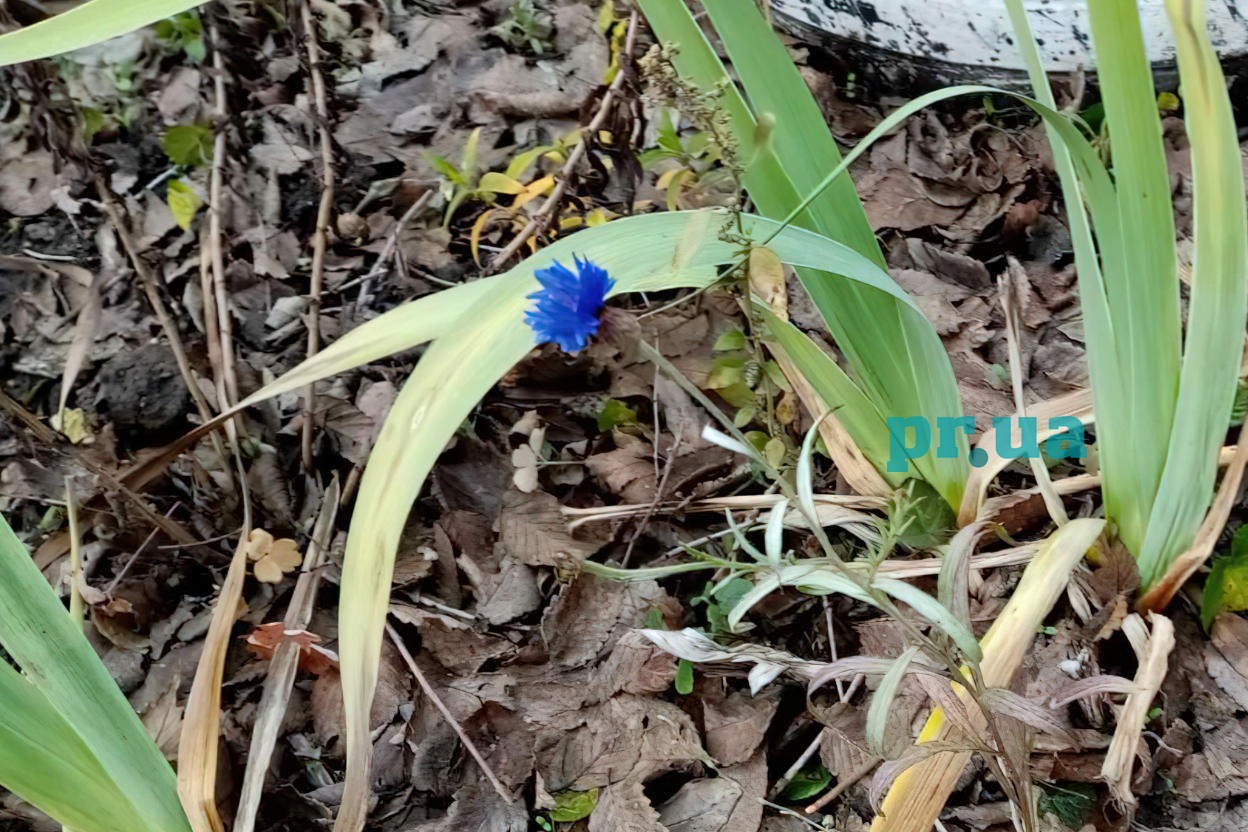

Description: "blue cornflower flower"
524 256 615 353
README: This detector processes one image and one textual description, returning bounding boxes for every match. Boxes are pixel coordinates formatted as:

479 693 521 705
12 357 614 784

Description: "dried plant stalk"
1101 612 1174 805
870 518 1104 832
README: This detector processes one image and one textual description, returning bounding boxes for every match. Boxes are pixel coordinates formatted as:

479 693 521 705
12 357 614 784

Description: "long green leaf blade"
1137 0 1248 585
640 0 970 507
1084 0 1183 556
0 0 211 66
0 515 188 832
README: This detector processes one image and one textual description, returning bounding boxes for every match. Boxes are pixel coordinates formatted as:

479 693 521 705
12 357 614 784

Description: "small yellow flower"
245 529 302 584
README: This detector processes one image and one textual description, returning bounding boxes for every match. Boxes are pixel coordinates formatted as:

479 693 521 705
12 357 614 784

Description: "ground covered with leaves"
2 1 1248 831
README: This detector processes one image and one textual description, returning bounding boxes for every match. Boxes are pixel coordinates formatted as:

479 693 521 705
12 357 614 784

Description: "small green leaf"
762 360 792 392
426 153 465 185
550 788 599 823
1231 381 1248 426
1038 782 1096 829
162 124 213 167
743 431 770 453
764 436 786 468
780 764 831 801
733 405 756 428
888 479 955 550
477 171 527 195
706 356 745 389
1201 525 1248 630
642 606 665 630
866 646 921 757
713 329 747 351
675 659 694 694
702 577 754 634
717 382 757 409
166 179 203 230
598 399 638 431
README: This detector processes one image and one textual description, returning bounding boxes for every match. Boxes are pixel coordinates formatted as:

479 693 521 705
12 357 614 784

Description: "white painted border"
770 0 1248 71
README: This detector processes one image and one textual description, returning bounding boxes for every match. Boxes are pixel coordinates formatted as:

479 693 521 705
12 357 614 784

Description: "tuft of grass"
1006 0 1248 591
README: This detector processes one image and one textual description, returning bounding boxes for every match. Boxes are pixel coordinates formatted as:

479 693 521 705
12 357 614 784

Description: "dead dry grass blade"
1139 420 1248 610
233 479 341 832
177 534 251 832
1101 612 1174 805
870 518 1103 832
999 261 1067 525
957 388 1093 526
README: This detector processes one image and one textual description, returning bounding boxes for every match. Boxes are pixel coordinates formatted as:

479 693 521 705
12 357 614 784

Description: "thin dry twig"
298 0 337 470
621 431 682 567
385 622 513 803
96 179 216 426
999 262 1067 526
348 189 434 308
488 10 639 268
64 476 85 628
206 22 242 415
234 479 341 832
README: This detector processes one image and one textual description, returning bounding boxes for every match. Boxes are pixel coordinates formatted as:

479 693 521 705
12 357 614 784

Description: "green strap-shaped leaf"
0 0 211 66
0 514 188 832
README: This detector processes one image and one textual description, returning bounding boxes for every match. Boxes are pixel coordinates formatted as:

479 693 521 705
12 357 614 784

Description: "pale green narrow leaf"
866 646 921 757
796 419 821 526
726 573 784 633
0 0 211 66
638 0 969 508
0 514 188 832
1083 0 1182 557
0 660 147 832
873 576 982 664
698 0 881 262
1137 0 1248 586
776 564 874 605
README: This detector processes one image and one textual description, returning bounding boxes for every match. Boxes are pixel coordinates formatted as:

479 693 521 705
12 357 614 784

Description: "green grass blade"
1001 0 1122 530
229 277 505 412
0 0 210 66
0 660 151 832
639 0 969 506
1083 0 1183 555
699 0 881 263
760 308 903 485
0 514 188 832
1136 0 1248 585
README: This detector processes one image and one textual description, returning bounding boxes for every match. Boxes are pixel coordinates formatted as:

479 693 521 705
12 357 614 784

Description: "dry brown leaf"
587 781 665 832
703 690 779 767
245 622 340 676
541 575 672 669
499 489 610 570
1205 614 1248 713
535 694 708 792
245 528 302 583
657 752 766 832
